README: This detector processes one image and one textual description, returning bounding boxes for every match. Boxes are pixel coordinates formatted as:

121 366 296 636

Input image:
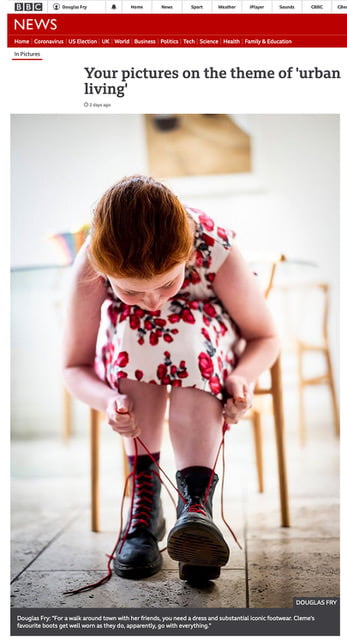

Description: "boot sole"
179 562 221 585
167 521 229 567
114 554 163 580
114 520 166 580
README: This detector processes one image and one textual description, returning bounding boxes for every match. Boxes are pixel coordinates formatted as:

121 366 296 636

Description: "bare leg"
118 379 168 456
167 387 229 583
168 386 224 469
114 379 168 580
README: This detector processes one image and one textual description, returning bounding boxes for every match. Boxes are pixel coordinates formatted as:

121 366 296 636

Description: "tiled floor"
11 383 339 610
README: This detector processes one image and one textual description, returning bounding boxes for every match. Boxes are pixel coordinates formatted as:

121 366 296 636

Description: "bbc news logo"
14 3 43 10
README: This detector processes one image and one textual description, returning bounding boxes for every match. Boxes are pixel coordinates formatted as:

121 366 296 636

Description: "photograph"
10 113 339 620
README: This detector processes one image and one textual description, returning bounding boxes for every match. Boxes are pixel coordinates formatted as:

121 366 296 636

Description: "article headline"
83 65 342 98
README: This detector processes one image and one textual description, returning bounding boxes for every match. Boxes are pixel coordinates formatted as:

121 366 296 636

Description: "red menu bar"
7 13 347 47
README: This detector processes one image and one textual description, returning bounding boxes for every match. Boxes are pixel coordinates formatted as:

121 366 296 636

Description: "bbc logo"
14 3 43 9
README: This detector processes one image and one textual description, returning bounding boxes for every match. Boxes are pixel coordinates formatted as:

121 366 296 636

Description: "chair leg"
122 440 130 496
90 408 100 532
324 348 340 437
297 343 306 447
63 387 73 442
251 409 264 493
270 357 290 527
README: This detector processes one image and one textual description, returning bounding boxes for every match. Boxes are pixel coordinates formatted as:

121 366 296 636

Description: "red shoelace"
127 471 155 528
64 421 241 596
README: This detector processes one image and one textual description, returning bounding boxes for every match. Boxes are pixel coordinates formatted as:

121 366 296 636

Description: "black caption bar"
11 601 340 636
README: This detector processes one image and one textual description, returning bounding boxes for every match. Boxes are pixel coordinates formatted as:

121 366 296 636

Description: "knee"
169 388 222 432
169 406 193 434
119 378 168 401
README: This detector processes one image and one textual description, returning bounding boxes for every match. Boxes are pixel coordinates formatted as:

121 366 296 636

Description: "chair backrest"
248 253 287 299
273 281 330 347
263 254 287 299
251 254 329 350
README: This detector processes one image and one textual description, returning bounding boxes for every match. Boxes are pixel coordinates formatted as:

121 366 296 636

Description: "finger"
110 421 132 432
108 416 136 431
114 412 132 424
223 406 238 420
234 398 247 409
244 382 255 404
234 385 249 404
111 416 136 429
234 399 250 414
110 423 139 437
226 380 246 402
115 394 131 414
119 422 141 438
223 405 247 424
224 398 238 413
109 417 131 431
235 385 252 409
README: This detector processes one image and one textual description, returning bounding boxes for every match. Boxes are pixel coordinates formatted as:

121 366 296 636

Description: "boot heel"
179 562 220 585
167 521 229 566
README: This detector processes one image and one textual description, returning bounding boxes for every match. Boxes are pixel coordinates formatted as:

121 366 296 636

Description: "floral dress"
95 208 241 402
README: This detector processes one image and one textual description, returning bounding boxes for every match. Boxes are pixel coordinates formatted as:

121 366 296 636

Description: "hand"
106 394 140 438
223 375 253 424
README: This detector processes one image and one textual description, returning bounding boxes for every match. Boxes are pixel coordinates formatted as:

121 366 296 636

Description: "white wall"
11 114 339 280
11 114 148 267
11 114 339 437
168 114 339 285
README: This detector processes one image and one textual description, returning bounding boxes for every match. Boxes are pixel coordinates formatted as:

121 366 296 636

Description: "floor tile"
11 568 246 609
247 538 339 608
11 505 80 580
246 498 339 539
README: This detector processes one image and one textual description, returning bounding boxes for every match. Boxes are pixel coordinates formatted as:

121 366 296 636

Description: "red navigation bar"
8 13 347 47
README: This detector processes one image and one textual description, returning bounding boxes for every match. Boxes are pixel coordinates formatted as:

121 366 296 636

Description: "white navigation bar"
10 0 347 12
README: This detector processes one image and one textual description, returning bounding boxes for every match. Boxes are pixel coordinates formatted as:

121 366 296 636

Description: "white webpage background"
2 22 346 638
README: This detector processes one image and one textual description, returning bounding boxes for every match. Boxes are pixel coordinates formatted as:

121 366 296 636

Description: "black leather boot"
167 466 229 584
114 459 165 579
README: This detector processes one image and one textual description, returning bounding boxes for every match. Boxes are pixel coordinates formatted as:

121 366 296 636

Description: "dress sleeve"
187 207 235 277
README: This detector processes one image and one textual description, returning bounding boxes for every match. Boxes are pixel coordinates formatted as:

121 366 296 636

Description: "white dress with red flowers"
95 208 241 401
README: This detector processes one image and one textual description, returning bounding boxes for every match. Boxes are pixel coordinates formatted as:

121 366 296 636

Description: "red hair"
89 176 194 279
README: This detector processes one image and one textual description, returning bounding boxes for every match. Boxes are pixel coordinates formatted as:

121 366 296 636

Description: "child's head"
89 175 194 311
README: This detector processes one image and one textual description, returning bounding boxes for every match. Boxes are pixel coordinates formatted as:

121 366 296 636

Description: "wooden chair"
251 278 339 505
296 282 339 446
89 408 130 531
248 357 289 526
244 254 289 526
